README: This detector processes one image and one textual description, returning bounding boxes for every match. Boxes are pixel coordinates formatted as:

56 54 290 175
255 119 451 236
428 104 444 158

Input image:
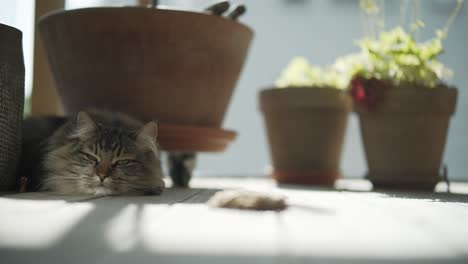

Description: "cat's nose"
96 163 111 181
97 174 107 183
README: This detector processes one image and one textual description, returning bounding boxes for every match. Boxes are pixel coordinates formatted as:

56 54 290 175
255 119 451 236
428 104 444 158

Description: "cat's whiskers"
123 183 158 192
107 178 156 192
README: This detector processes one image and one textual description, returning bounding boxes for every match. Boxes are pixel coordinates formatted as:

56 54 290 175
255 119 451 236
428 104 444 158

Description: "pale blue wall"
2 0 466 180
192 0 468 181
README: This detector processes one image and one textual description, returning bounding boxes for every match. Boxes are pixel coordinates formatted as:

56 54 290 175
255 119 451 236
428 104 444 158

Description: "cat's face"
44 111 164 195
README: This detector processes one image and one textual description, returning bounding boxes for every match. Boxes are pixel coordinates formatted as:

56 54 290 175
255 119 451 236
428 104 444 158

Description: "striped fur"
40 110 164 195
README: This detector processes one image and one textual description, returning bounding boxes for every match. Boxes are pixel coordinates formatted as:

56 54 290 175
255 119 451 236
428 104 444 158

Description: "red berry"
350 75 389 111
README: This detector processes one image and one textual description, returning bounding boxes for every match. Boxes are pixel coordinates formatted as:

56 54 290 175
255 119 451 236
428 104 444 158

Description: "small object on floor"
207 190 287 211
226 4 246 20
168 152 196 187
205 1 230 16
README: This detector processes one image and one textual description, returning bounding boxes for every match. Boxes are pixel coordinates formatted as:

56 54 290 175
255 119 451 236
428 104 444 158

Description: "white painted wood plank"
361 192 468 256
276 191 461 259
0 191 97 202
140 204 282 256
0 188 203 264
0 196 95 249
138 181 468 261
0 178 467 264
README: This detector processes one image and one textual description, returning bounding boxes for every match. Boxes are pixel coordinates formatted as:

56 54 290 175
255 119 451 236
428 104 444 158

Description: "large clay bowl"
39 7 253 128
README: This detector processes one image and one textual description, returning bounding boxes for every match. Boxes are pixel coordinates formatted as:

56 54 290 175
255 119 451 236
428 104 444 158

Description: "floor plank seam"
176 189 205 204
72 195 109 203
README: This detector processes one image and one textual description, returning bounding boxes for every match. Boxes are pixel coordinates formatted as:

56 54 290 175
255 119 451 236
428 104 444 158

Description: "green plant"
275 57 342 89
275 55 364 90
276 0 463 91
355 27 449 87
356 0 463 88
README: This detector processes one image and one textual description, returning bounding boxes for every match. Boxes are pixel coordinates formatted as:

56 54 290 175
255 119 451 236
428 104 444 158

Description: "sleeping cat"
18 109 165 195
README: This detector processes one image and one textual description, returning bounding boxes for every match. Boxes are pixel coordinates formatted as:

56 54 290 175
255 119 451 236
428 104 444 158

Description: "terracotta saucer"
158 124 237 152
272 170 341 186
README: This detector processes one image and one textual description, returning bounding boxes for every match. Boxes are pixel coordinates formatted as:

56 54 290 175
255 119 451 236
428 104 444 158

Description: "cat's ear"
74 111 97 136
137 121 158 144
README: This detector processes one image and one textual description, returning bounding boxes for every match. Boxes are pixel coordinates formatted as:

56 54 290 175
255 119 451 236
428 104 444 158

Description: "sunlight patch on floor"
105 204 139 252
0 198 94 249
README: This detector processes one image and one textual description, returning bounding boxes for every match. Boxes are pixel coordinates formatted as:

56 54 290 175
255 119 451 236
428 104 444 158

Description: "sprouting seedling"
205 1 247 21
436 0 464 41
408 0 464 42
360 0 385 39
227 4 246 21
205 1 231 16
360 0 464 42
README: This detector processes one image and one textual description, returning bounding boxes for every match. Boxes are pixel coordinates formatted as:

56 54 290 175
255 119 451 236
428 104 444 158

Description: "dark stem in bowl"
205 1 230 16
227 4 246 20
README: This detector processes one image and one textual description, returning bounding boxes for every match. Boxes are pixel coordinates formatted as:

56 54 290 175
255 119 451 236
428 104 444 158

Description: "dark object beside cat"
167 152 196 187
0 23 25 191
19 110 164 195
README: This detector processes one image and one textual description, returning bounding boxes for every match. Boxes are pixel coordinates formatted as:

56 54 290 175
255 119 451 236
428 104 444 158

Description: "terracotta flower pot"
38 7 253 128
355 85 457 190
260 87 352 186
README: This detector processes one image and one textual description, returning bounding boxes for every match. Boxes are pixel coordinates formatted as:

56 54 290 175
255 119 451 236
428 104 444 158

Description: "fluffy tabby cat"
19 110 165 195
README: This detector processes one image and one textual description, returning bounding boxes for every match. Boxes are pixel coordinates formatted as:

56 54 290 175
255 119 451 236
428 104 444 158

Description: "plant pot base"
368 173 439 191
272 170 341 186
371 181 438 191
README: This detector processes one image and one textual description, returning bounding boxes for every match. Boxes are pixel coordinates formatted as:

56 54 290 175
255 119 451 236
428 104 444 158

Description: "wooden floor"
1 177 468 264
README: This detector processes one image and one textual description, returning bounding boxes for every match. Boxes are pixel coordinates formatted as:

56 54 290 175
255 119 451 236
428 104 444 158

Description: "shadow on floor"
1 180 467 264
0 187 222 203
0 187 225 263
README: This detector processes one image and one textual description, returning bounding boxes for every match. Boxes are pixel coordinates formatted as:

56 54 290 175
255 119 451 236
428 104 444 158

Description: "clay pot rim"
383 83 457 91
38 6 253 36
359 78 456 90
261 85 348 91
260 86 352 111
354 85 458 115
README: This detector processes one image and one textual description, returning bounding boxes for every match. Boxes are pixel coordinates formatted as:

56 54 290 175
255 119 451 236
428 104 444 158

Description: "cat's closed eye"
114 159 137 166
78 151 98 164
